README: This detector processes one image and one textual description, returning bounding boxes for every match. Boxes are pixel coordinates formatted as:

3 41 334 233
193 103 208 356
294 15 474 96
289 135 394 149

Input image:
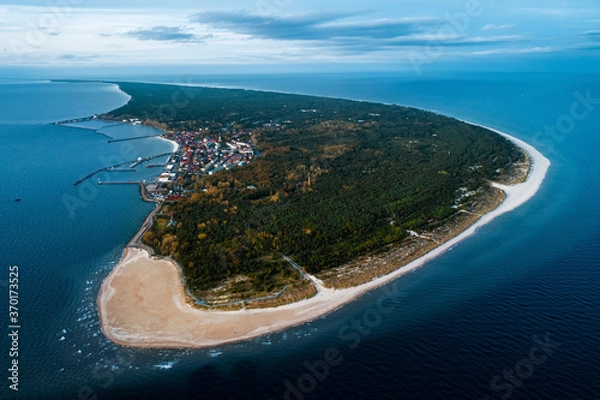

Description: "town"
144 126 259 202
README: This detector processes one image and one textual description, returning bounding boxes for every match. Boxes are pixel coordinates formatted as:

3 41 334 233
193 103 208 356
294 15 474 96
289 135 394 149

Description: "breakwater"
73 152 174 186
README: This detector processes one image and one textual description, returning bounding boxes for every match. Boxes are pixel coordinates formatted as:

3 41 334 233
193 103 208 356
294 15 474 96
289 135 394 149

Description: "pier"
98 180 140 185
108 135 162 143
106 168 136 173
129 152 173 168
74 169 108 186
73 152 175 186
53 115 97 125
94 130 114 140
54 121 114 139
74 165 133 186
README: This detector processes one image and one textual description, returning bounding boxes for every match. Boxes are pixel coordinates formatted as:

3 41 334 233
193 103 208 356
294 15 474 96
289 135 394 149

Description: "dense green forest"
107 82 525 294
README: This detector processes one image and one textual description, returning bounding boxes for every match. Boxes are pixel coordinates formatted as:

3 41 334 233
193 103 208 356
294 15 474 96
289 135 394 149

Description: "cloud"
471 46 555 56
125 26 208 42
187 10 538 60
190 10 444 41
385 34 525 48
574 31 600 50
324 33 528 56
58 54 99 62
481 24 515 31
1 3 597 67
584 30 600 40
521 7 594 17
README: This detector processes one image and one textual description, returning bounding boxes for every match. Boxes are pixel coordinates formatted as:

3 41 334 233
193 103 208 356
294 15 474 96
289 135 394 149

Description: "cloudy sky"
0 0 598 72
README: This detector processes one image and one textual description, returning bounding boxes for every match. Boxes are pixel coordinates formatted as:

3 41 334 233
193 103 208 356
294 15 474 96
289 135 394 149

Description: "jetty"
106 168 136 173
74 152 174 186
74 169 109 186
129 152 173 168
53 118 114 139
108 135 162 143
53 115 97 125
73 166 133 186
98 180 140 185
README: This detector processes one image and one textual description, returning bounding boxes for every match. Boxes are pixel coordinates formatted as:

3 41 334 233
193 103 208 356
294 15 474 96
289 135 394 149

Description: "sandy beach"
160 136 179 153
98 128 550 348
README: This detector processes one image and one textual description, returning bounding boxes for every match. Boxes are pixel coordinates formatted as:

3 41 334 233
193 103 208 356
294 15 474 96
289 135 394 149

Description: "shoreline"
98 125 550 349
159 136 179 153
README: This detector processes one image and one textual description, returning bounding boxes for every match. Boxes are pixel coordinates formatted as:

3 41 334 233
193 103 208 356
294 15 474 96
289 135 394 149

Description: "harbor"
73 152 174 186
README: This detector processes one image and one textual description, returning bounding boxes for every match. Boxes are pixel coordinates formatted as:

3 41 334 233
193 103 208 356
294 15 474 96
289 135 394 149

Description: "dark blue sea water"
1 73 599 400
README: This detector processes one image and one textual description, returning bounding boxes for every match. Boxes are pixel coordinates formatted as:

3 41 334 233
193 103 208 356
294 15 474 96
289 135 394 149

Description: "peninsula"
97 82 549 348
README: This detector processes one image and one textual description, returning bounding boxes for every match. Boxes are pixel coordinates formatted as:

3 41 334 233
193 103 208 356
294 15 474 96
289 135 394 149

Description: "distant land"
95 82 547 348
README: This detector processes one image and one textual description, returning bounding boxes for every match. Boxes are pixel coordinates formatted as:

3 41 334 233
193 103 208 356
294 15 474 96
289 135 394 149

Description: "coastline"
98 125 550 349
160 136 179 153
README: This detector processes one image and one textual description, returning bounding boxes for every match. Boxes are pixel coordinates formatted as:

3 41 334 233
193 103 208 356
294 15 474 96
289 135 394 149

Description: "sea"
0 72 599 400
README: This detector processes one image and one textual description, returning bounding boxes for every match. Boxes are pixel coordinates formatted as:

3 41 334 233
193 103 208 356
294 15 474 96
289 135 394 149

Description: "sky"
0 0 598 74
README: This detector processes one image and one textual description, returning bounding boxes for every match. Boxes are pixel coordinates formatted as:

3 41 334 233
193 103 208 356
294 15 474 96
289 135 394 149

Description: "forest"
106 82 526 296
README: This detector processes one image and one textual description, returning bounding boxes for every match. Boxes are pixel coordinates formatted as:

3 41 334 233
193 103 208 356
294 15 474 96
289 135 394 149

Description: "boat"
14 198 21 202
